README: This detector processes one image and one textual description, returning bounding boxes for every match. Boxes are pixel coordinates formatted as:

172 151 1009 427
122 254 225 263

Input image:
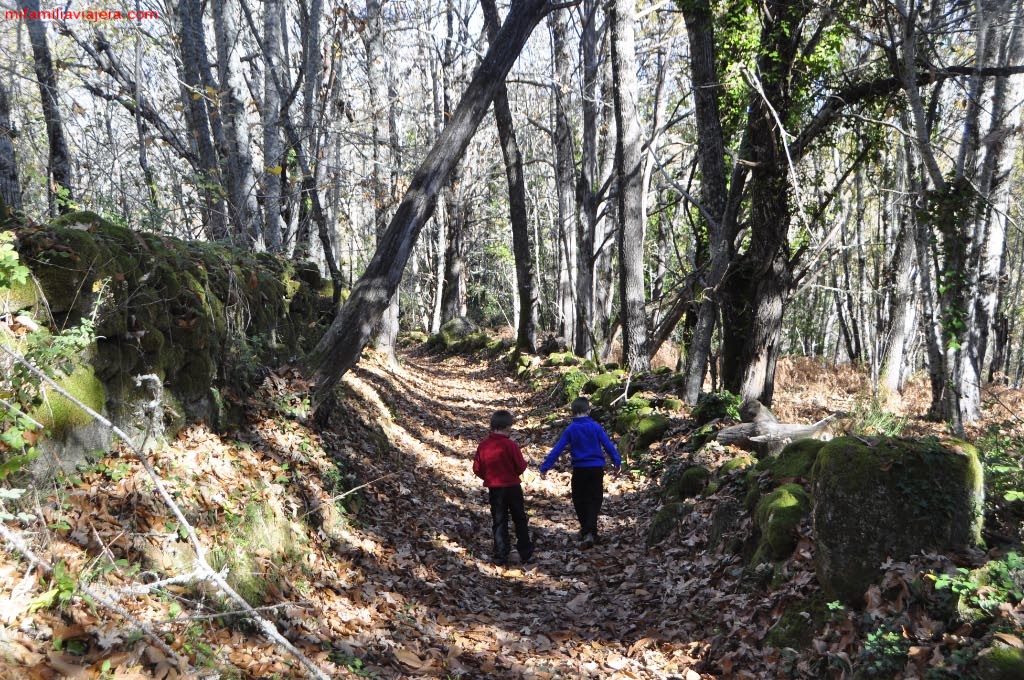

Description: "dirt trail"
341 349 712 679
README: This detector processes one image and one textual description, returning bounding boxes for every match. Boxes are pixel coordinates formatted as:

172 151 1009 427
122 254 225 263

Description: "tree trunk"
718 0 804 406
175 0 228 240
262 0 285 252
19 0 73 216
483 0 537 353
440 202 469 322
572 0 599 356
366 0 400 359
0 81 21 213
679 0 731 401
212 0 262 246
878 143 919 397
309 0 559 408
610 0 649 372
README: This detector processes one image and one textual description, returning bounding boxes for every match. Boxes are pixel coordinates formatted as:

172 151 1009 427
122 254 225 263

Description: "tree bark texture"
483 0 538 353
309 0 559 406
212 0 262 246
610 0 649 372
366 0 400 359
679 0 731 402
19 0 73 215
0 82 21 213
175 0 228 240
262 0 285 252
719 0 804 406
572 0 600 357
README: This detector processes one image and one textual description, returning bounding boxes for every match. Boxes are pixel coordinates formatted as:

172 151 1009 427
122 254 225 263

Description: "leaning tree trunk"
483 0 538 352
19 0 73 216
610 0 649 373
0 82 21 213
309 0 560 410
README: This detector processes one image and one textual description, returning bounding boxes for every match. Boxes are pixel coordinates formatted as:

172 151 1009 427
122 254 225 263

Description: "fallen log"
715 399 836 456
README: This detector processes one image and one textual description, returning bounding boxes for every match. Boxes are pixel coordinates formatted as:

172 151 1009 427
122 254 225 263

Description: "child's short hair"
571 397 591 415
490 410 515 431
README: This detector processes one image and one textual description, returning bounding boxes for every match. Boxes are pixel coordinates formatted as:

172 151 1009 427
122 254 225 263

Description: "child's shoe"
580 534 595 550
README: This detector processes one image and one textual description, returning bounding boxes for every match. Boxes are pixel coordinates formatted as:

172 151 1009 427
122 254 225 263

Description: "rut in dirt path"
341 349 712 678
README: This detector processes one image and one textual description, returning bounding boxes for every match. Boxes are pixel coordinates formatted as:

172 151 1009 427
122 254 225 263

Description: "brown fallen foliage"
1 347 1022 679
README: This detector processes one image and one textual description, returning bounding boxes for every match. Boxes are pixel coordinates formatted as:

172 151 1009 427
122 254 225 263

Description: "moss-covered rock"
753 483 810 562
426 316 482 351
544 351 579 367
973 642 1024 680
634 414 671 450
647 502 690 547
719 454 757 477
763 596 830 650
756 439 826 480
812 436 984 605
556 369 589 405
660 397 684 412
32 364 106 437
661 465 711 501
582 372 621 396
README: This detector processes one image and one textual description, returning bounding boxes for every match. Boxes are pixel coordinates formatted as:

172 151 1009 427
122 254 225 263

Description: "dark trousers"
488 485 533 561
571 466 605 538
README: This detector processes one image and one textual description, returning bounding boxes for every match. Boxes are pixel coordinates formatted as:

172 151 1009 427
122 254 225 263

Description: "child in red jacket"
473 410 534 566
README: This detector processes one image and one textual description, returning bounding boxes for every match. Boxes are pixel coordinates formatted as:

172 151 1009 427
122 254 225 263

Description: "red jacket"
473 432 528 488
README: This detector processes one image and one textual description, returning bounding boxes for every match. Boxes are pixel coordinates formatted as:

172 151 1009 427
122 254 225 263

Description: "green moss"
812 436 985 605
757 439 826 480
545 351 579 367
635 414 671 450
615 406 653 435
692 390 742 426
753 483 810 562
974 643 1024 680
33 365 106 437
719 454 756 476
763 596 830 650
582 372 621 395
647 502 690 547
662 465 711 501
660 398 684 411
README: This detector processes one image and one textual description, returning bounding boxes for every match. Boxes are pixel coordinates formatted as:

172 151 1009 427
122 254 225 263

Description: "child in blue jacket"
539 397 621 549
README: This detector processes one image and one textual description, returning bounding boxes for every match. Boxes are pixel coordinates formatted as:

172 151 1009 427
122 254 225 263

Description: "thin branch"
0 343 332 680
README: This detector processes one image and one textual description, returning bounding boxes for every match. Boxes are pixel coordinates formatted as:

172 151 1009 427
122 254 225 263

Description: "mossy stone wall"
9 214 332 475
811 436 984 605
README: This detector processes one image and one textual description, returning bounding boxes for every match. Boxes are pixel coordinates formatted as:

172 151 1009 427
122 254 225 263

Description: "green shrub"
692 391 742 426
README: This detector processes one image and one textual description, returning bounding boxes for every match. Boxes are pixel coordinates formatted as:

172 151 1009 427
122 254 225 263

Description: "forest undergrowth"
2 343 1023 679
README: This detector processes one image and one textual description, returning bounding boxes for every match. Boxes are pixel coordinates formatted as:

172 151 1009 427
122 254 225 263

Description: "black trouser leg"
505 485 534 560
571 467 604 537
488 487 511 560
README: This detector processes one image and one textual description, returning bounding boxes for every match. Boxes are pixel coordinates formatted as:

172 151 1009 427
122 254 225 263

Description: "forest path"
340 347 711 679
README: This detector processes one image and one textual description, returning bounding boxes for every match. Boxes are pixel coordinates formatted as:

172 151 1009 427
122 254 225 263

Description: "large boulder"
812 436 984 605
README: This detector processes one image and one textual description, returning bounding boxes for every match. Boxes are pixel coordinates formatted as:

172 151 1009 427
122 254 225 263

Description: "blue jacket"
540 416 621 472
